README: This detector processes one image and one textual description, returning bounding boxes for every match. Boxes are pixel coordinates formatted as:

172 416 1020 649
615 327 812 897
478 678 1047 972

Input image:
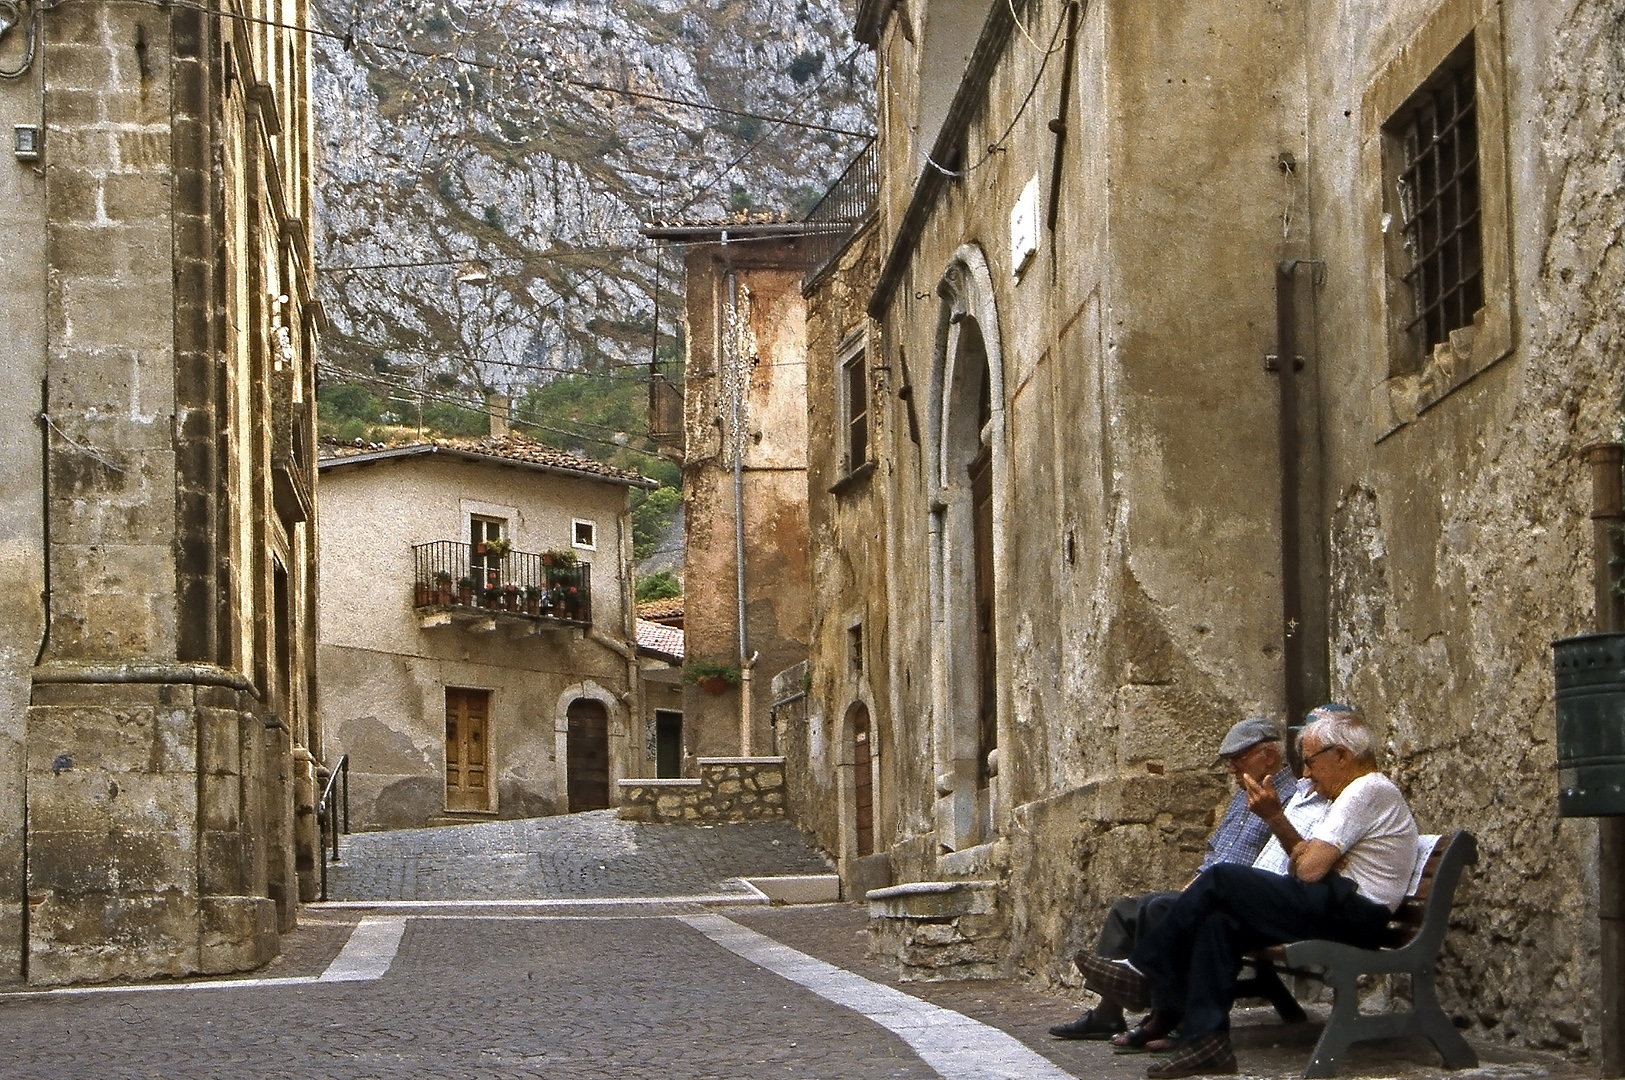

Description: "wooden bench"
1255 830 1479 1077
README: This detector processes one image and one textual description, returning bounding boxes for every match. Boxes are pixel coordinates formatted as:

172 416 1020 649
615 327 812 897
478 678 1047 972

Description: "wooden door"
970 443 997 787
567 699 610 812
445 688 490 811
852 706 874 857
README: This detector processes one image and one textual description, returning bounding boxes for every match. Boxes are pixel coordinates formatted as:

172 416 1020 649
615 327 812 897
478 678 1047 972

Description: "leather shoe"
1076 953 1152 1013
1144 1032 1237 1078
1048 1009 1126 1040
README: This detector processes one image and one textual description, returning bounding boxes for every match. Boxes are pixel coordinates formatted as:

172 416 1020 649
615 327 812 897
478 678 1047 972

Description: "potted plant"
561 584 581 620
482 581 503 610
415 579 432 607
523 583 543 615
540 547 577 568
686 658 741 695
456 576 475 606
503 582 520 611
434 570 454 605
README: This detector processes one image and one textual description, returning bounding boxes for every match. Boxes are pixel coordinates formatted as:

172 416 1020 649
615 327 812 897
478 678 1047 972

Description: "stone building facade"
643 222 814 765
796 0 1625 1057
0 0 321 984
317 436 652 828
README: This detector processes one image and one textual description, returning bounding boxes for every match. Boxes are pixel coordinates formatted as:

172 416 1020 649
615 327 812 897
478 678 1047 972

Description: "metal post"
1587 442 1625 1077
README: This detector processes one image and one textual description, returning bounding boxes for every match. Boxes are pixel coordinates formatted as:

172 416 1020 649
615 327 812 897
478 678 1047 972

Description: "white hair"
1300 705 1374 762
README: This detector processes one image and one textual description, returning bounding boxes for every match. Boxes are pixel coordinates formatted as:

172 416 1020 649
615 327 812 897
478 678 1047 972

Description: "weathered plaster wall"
866 0 1295 901
802 221 895 888
317 454 638 829
0 21 47 985
1305 0 1623 1055
678 242 812 761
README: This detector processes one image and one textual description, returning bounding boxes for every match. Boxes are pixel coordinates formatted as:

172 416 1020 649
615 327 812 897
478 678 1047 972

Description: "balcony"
802 136 878 290
411 540 593 629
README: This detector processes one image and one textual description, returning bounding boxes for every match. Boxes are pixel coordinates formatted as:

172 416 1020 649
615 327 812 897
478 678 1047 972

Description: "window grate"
1394 42 1483 355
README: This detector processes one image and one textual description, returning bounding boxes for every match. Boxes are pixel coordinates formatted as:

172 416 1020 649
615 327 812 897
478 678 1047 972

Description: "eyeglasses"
1302 745 1342 767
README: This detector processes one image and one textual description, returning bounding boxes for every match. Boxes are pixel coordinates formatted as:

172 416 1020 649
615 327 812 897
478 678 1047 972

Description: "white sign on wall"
1010 175 1040 278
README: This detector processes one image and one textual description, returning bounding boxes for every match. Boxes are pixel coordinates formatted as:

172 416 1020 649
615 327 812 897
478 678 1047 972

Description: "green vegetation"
635 570 681 603
632 484 681 560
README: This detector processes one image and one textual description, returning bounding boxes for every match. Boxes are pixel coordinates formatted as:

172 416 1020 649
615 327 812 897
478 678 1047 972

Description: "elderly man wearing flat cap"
1049 714 1299 1041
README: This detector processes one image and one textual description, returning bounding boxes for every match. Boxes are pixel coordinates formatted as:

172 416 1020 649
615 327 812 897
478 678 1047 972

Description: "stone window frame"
1365 0 1512 439
832 329 877 493
572 518 597 552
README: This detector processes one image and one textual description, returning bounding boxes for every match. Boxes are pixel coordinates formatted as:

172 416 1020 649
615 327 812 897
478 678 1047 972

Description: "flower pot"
415 582 432 607
525 596 540 616
436 585 453 605
457 586 472 606
698 675 729 695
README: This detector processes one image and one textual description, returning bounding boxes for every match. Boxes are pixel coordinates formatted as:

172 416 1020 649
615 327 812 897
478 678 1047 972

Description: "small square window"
848 622 863 673
572 520 596 550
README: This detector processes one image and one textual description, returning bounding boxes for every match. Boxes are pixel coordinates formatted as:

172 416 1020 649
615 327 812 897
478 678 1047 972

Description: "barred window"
1390 39 1483 358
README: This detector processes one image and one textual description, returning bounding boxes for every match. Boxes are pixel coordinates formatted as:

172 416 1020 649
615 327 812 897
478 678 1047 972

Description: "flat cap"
1218 715 1283 757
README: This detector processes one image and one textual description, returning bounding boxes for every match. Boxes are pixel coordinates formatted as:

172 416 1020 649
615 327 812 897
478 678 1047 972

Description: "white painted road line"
680 914 1078 1080
317 915 408 982
313 887 768 911
0 916 408 1000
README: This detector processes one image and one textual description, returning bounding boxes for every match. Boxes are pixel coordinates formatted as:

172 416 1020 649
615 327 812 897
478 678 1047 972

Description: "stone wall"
0 0 319 985
617 757 786 823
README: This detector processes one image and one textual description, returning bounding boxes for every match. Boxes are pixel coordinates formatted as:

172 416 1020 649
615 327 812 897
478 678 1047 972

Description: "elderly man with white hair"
1077 706 1419 1078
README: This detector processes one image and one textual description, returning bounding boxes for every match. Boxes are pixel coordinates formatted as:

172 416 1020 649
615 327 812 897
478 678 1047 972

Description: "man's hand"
1241 772 1283 820
1245 772 1307 854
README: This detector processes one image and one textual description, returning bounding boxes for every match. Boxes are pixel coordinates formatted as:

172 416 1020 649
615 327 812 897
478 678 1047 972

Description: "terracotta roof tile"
635 618 684 662
318 434 655 488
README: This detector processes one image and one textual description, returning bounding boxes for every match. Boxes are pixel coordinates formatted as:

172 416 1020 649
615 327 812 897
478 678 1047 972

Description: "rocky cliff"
311 0 873 396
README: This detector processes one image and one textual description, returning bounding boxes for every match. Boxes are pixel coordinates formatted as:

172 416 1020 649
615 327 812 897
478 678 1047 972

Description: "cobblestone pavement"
325 810 836 901
0 915 938 1080
0 814 1589 1080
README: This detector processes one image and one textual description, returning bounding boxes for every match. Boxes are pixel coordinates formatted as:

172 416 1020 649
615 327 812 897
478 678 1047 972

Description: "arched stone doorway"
565 698 610 812
927 246 1006 852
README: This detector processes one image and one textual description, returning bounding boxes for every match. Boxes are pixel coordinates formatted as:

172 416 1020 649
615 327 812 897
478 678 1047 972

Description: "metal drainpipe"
1586 442 1625 1077
722 233 752 754
1274 262 1307 749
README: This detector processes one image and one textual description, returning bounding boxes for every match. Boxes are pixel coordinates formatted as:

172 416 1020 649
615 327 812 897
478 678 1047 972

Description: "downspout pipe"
722 232 753 754
1274 261 1312 749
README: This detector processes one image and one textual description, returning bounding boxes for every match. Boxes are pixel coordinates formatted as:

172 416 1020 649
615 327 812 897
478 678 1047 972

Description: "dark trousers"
1129 864 1392 1039
1097 891 1181 958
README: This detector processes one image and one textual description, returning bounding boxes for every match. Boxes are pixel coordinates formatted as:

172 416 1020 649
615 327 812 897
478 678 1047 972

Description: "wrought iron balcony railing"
802 136 878 289
411 540 592 626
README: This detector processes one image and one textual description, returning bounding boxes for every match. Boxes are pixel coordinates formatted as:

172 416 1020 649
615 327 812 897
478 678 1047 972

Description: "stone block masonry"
24 672 279 985
617 757 787 823
866 880 1009 981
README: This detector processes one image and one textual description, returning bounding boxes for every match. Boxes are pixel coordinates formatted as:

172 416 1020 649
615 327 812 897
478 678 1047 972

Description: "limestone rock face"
310 0 875 389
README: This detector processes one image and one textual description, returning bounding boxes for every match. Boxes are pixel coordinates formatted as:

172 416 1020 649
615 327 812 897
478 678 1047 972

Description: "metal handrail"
316 754 349 902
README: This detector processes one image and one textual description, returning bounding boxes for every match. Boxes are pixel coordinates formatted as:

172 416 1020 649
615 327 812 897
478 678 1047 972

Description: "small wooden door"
567 699 610 812
852 706 874 857
445 688 490 811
